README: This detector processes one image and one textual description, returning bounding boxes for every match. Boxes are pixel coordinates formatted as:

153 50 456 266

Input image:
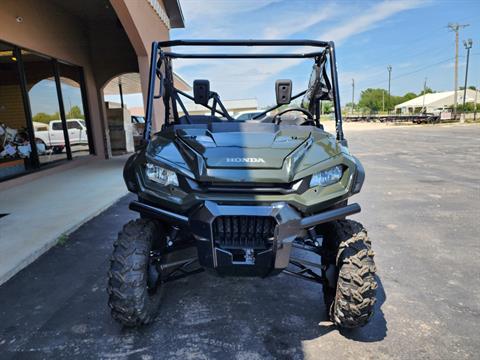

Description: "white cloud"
173 0 430 105
262 4 338 39
179 0 282 22
320 0 428 43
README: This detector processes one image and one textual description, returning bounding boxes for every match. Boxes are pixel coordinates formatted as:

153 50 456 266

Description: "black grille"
213 216 276 249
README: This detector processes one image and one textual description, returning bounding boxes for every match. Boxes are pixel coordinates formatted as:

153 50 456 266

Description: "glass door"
22 52 68 165
1 43 93 182
58 62 91 158
0 42 36 180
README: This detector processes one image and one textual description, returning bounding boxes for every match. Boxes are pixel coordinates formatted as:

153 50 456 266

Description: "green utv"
108 40 377 328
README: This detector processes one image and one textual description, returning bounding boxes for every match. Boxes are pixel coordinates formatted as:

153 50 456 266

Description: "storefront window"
23 53 67 164
0 43 92 182
58 62 90 158
0 43 35 180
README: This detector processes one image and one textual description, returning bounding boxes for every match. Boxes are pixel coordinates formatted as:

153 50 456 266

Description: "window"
0 42 36 180
23 52 67 164
67 121 82 130
58 62 91 158
0 42 93 182
52 122 63 130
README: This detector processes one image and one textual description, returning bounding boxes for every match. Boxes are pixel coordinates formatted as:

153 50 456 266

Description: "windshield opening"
142 40 344 142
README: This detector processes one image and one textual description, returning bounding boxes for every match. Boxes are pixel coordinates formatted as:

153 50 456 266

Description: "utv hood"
180 128 304 169
147 123 343 181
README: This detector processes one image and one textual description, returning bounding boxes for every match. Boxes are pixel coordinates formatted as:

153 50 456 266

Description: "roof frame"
143 39 345 142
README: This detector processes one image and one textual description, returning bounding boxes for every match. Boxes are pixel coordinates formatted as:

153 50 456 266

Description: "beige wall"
111 0 170 132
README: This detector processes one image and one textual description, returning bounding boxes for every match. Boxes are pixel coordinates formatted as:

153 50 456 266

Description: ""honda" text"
226 157 266 163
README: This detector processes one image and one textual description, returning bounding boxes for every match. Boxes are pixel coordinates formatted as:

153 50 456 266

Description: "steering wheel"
272 107 315 125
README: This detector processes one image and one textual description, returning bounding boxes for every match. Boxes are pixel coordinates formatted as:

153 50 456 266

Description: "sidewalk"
0 156 129 285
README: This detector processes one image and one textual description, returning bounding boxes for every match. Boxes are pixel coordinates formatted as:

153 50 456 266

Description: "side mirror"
193 79 210 105
275 79 292 105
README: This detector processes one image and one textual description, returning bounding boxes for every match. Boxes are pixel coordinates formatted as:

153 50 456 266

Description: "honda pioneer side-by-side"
107 40 377 328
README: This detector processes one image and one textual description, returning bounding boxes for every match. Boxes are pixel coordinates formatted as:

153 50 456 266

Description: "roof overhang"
163 0 185 28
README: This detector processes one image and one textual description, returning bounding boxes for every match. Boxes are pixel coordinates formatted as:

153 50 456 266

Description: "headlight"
145 163 179 186
310 165 343 187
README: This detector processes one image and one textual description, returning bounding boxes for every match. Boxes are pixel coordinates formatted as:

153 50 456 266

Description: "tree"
455 103 480 112
419 87 434 95
358 88 431 113
358 88 387 112
402 92 417 101
322 101 333 114
32 112 52 124
50 111 60 120
67 105 84 119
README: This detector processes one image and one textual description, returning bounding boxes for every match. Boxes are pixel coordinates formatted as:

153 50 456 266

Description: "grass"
56 233 69 246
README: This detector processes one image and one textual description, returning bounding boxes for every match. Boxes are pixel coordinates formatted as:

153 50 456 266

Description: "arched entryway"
101 72 144 155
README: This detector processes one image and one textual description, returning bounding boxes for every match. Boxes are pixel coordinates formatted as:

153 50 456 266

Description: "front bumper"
129 200 361 276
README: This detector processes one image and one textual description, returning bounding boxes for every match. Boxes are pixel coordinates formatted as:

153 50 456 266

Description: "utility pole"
351 78 355 115
422 77 427 113
448 22 469 118
474 87 478 121
387 65 392 113
462 39 473 109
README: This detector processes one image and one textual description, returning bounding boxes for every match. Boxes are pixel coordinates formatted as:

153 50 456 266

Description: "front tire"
322 220 377 328
107 219 163 327
52 146 64 154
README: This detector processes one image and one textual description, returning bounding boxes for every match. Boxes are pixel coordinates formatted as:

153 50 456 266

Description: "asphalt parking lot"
0 123 479 359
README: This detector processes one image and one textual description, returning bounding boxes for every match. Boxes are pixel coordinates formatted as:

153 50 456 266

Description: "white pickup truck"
34 119 88 153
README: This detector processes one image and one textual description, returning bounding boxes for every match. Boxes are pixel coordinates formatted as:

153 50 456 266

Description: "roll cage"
143 40 344 142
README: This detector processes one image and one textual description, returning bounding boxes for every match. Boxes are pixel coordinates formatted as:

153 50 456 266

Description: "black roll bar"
143 41 159 141
143 39 343 142
176 89 229 118
328 43 344 141
163 52 326 59
156 39 330 47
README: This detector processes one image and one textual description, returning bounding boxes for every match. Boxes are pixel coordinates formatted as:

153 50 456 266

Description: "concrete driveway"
0 124 478 359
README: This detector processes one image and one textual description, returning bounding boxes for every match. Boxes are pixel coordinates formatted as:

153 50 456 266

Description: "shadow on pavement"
0 195 387 359
339 275 388 342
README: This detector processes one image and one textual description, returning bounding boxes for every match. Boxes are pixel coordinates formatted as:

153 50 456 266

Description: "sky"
109 0 480 109
29 80 84 117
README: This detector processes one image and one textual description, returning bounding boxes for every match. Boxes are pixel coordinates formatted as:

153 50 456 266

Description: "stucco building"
0 0 185 184
395 89 480 114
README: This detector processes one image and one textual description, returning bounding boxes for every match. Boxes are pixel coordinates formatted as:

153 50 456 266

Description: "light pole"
474 87 478 121
462 39 473 109
387 65 392 113
422 77 427 113
351 78 355 115
473 87 478 121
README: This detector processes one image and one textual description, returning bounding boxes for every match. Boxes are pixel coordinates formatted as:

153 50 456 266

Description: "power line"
361 56 455 88
377 13 479 62
358 53 479 91
373 18 470 62
351 78 355 114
